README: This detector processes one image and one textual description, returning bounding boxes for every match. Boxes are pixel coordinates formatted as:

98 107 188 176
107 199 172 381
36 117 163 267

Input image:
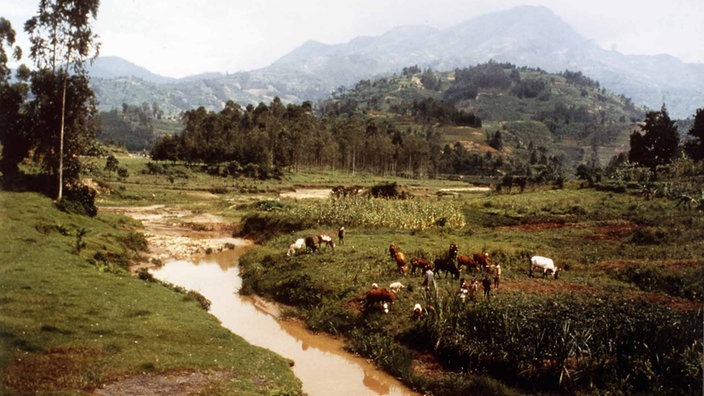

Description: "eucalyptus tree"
0 18 31 180
24 0 100 199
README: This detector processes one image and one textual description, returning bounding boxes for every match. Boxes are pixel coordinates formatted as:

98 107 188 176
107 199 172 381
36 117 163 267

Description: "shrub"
119 232 149 253
629 227 666 245
370 182 411 199
56 185 97 217
238 212 316 242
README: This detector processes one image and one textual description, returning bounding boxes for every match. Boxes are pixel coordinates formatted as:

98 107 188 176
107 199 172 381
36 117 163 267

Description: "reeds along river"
150 240 418 396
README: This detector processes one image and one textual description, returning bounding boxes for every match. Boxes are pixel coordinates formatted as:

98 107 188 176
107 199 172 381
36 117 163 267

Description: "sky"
3 0 703 78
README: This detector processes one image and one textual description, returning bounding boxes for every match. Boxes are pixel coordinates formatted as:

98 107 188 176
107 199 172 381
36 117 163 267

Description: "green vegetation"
238 178 703 395
0 191 301 394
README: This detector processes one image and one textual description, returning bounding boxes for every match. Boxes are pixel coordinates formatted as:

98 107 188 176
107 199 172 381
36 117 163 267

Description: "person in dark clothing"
338 226 345 245
482 274 491 299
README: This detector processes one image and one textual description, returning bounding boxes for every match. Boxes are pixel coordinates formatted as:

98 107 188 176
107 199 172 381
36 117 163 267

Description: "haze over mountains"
89 6 703 119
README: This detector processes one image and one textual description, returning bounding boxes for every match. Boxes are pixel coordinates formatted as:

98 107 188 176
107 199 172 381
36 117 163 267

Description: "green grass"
0 191 301 394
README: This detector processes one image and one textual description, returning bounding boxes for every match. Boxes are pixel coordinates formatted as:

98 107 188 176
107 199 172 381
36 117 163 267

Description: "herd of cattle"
285 234 560 314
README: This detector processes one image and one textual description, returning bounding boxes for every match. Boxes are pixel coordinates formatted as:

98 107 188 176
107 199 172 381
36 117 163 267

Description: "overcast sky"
3 0 703 78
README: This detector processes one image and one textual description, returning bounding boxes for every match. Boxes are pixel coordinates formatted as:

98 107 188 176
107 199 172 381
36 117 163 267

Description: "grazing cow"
412 303 425 320
457 255 480 272
304 236 318 253
473 252 490 270
389 281 405 293
433 257 459 279
389 243 399 260
364 288 395 311
317 234 336 252
410 257 431 275
389 244 407 275
394 252 408 276
286 238 306 256
529 256 559 279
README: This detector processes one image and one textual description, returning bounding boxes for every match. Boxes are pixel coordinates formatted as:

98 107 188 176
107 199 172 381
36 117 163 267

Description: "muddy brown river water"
150 240 419 396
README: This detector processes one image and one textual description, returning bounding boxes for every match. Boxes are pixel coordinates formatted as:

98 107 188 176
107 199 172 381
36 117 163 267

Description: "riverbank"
0 191 302 395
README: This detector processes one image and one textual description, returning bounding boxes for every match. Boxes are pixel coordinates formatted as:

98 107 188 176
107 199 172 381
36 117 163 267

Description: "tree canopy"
628 105 679 170
684 108 704 161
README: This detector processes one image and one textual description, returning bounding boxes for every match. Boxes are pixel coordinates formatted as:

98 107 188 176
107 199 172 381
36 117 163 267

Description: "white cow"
529 256 559 279
389 281 405 293
286 238 306 256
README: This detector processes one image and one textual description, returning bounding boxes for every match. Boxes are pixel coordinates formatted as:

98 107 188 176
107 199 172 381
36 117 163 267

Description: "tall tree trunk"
57 74 67 200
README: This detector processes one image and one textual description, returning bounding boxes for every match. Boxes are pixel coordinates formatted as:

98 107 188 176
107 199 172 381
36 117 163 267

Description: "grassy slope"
0 191 301 394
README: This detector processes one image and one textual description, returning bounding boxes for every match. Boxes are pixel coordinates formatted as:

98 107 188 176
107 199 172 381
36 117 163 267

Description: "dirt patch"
99 205 246 273
438 187 492 193
411 352 445 380
278 188 332 199
93 370 235 395
3 347 103 393
583 223 639 240
499 278 599 297
498 222 576 232
630 291 700 312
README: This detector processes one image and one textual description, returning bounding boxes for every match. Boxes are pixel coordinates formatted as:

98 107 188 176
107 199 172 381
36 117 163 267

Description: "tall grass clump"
289 196 466 230
400 293 702 394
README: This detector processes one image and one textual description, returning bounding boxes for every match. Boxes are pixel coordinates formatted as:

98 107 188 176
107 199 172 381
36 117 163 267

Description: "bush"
119 231 149 253
56 185 97 217
238 212 316 242
629 227 666 245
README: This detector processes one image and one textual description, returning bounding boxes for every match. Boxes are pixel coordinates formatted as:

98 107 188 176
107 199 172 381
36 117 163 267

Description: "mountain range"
89 5 704 119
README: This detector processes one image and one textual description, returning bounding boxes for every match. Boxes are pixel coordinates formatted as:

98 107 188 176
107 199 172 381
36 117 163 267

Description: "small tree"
104 154 119 179
684 108 704 161
628 105 679 171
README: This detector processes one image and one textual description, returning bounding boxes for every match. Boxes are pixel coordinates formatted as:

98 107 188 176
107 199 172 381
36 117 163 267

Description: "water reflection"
151 245 417 396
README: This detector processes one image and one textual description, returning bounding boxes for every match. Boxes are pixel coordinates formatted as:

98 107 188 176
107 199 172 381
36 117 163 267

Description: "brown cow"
410 257 431 275
389 243 399 259
394 252 408 276
389 243 407 275
364 288 395 310
473 252 490 269
433 257 459 279
457 254 480 272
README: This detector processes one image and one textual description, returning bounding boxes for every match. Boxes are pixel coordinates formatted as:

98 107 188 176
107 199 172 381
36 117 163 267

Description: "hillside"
88 6 704 119
320 63 644 171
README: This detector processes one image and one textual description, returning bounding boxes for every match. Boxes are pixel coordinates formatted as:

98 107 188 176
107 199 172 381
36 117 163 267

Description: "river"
150 240 419 396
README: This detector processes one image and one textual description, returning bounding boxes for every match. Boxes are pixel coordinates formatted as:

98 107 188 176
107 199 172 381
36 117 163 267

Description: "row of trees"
99 103 156 151
151 97 499 178
0 1 100 201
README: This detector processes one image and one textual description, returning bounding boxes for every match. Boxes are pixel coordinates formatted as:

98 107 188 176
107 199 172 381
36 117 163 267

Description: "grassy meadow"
0 191 301 394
